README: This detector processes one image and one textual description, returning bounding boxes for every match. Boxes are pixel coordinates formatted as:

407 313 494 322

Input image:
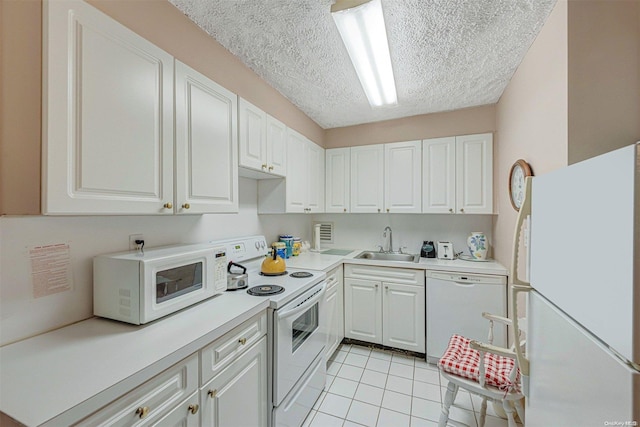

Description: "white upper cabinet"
307 141 325 212
175 61 238 214
266 115 287 177
455 133 493 214
43 0 238 215
422 137 456 213
258 129 324 213
238 98 286 178
325 148 351 213
43 0 174 215
350 145 384 213
384 140 422 213
423 133 493 214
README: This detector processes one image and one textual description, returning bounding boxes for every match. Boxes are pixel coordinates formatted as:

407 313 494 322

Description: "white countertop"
0 293 270 426
284 249 508 276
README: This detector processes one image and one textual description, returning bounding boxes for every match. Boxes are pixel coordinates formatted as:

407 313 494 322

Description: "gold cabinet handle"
208 389 217 398
163 202 173 209
136 407 150 419
460 208 465 213
449 208 454 213
377 208 381 213
188 404 199 415
261 163 267 170
238 337 247 345
343 208 347 212
182 203 190 209
268 165 274 171
386 208 390 213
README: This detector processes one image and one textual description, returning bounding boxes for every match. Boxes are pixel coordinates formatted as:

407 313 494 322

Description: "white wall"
0 178 312 345
313 213 494 257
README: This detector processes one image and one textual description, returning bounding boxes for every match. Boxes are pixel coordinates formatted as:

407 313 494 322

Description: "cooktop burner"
247 285 285 296
290 271 314 278
259 271 288 277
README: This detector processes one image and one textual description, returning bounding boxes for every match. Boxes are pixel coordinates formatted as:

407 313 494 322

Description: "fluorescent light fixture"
331 0 397 107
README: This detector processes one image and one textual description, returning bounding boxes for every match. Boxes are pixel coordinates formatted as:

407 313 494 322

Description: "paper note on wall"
29 243 73 298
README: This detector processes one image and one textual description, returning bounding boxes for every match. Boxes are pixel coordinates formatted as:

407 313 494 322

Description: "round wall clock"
509 159 533 211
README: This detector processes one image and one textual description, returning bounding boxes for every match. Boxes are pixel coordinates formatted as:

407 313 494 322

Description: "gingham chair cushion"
438 334 519 391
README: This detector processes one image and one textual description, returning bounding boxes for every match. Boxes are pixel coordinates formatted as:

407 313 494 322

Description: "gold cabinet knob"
238 337 247 345
377 208 381 213
460 208 465 213
208 389 217 398
261 163 267 170
386 208 390 213
449 208 454 213
343 208 347 212
188 404 199 415
163 202 173 209
182 203 190 209
268 165 274 171
136 407 150 419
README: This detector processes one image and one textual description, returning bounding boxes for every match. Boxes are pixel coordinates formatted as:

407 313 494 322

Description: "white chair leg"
438 382 459 427
502 400 517 427
478 398 487 427
513 398 525 425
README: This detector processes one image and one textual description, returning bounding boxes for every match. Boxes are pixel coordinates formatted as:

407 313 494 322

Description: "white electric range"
211 236 327 427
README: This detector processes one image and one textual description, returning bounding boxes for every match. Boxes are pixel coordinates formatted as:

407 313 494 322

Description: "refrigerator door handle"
511 177 532 286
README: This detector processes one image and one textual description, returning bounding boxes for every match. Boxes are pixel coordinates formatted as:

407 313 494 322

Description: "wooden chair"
437 312 525 427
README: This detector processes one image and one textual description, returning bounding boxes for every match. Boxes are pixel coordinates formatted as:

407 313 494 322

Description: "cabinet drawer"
344 264 423 286
200 312 267 385
75 353 198 427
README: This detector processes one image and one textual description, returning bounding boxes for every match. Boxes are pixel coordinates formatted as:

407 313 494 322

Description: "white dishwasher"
426 270 507 364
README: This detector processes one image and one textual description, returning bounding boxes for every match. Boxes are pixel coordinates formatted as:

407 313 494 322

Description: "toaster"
437 241 454 260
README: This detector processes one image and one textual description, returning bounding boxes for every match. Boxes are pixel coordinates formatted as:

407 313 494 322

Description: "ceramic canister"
279 235 293 258
467 232 488 260
292 237 302 256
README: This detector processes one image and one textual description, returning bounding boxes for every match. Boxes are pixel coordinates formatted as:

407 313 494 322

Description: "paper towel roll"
312 224 321 252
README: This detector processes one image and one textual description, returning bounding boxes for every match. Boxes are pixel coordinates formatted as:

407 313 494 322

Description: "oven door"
273 281 327 406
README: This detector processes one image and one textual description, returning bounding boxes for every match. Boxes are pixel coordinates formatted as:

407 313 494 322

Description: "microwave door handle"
277 283 327 320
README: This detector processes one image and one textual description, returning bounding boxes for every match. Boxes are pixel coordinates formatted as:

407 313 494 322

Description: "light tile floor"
302 343 517 427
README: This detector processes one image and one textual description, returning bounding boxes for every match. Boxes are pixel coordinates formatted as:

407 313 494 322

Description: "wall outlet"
129 234 144 251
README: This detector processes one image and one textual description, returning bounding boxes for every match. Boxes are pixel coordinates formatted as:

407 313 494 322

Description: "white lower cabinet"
324 265 345 360
344 265 425 353
200 336 268 427
75 312 267 427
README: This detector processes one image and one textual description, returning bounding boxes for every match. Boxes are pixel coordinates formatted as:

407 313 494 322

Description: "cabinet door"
325 148 350 213
238 98 267 173
324 265 344 360
266 115 287 177
201 337 268 427
285 129 308 213
422 137 456 214
307 141 325 213
455 133 493 214
344 278 382 344
382 282 425 353
384 140 422 213
175 61 238 214
350 145 384 213
43 0 174 214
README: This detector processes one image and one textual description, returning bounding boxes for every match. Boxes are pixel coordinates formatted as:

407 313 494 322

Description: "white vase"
467 232 488 260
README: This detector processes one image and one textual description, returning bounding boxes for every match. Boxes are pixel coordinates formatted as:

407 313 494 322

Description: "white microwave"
94 244 227 324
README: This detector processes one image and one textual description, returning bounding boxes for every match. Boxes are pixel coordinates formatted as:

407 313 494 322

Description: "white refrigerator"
512 143 639 425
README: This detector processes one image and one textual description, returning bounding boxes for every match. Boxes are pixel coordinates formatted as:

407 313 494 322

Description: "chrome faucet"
383 226 393 253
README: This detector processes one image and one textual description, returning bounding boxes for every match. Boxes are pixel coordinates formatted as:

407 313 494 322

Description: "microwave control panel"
212 246 227 292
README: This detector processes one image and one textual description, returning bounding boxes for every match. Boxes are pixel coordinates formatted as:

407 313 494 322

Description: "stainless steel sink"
355 251 419 263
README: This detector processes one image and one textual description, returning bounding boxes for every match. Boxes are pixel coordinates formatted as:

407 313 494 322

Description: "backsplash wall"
313 213 494 257
0 178 310 346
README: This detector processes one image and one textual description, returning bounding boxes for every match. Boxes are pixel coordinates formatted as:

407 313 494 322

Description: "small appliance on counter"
437 241 454 259
420 241 436 258
226 261 248 290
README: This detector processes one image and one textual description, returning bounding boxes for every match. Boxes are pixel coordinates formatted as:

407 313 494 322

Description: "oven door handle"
277 282 327 320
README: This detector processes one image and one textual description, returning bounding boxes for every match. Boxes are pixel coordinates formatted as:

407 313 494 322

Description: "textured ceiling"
169 0 557 129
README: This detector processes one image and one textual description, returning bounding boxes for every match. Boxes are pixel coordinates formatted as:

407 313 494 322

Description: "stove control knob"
255 241 260 250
